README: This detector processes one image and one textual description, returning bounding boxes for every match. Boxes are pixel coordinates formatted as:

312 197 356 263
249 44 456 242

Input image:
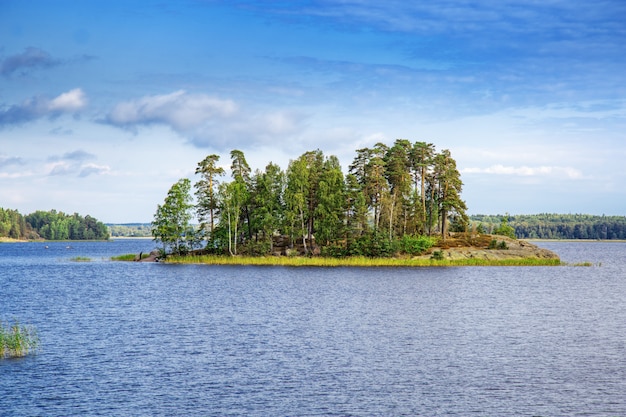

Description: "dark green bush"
431 250 445 260
396 235 436 255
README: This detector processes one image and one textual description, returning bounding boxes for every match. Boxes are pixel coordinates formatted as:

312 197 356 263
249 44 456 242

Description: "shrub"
321 244 348 258
1 320 40 359
431 250 445 260
488 239 509 250
239 240 271 256
493 216 516 239
396 235 436 255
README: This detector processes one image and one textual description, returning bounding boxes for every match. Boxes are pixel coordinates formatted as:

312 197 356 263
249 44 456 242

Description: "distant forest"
0 208 109 240
471 214 626 240
109 215 626 241
107 223 152 237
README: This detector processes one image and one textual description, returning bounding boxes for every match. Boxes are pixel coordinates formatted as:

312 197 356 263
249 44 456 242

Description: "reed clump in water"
0 320 40 359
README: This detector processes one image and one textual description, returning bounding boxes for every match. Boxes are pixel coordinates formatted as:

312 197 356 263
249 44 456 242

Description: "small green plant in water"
70 256 91 262
0 320 40 359
111 253 151 261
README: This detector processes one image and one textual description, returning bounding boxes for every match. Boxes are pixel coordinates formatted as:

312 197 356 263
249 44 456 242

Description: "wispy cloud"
0 88 87 126
46 149 108 177
256 1 626 106
48 149 96 162
0 154 26 168
0 47 95 77
79 163 111 177
105 90 309 150
105 90 237 130
462 164 583 179
0 47 60 77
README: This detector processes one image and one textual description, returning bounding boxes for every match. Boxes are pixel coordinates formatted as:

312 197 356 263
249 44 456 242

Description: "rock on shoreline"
423 234 559 261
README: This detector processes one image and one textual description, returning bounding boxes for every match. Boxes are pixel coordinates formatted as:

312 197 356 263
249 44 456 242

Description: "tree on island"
151 178 196 255
194 154 224 244
152 139 469 257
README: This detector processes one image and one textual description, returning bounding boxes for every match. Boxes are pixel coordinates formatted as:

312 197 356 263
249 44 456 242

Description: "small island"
160 233 560 267
115 140 562 267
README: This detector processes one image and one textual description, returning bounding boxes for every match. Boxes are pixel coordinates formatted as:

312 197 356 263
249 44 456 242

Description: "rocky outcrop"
136 249 161 262
421 234 559 261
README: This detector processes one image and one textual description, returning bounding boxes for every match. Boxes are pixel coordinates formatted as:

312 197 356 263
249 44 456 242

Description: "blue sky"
1 0 625 223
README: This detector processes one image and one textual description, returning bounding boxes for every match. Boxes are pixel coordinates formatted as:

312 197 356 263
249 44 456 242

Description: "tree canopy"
153 140 469 257
471 213 626 240
0 208 109 240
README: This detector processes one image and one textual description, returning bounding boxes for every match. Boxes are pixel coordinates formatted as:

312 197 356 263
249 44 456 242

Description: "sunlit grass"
0 320 40 359
564 261 595 267
111 253 151 261
167 254 563 267
111 253 137 261
70 256 91 262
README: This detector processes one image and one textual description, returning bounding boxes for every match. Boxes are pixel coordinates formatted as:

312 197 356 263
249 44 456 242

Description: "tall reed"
0 320 40 359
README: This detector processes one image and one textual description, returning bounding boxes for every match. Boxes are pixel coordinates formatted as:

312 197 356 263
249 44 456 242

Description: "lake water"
1 239 625 416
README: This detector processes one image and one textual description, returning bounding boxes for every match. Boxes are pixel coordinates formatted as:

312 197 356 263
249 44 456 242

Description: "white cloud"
79 163 111 177
106 90 238 130
0 88 87 126
263 110 304 135
462 164 583 179
48 88 87 112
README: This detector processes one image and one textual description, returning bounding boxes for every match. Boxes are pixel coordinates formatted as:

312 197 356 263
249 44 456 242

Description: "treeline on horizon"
114 213 626 242
153 140 468 257
0 208 109 240
471 214 626 240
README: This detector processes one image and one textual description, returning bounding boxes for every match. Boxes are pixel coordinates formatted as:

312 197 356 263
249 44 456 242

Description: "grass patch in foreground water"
167 255 563 267
70 256 91 262
111 253 152 261
0 320 40 359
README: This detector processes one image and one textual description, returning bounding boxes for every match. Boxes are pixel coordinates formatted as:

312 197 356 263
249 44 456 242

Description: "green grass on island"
166 254 563 267
0 320 40 359
111 253 152 261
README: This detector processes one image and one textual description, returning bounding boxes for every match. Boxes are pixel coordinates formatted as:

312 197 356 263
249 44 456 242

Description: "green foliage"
430 250 445 260
160 141 471 259
151 178 196 255
2 207 109 240
0 319 40 359
195 154 225 243
111 253 139 261
471 213 626 240
488 239 509 250
0 207 37 239
396 234 437 255
25 210 109 240
493 215 516 239
320 244 348 258
70 256 91 262
107 223 152 237
238 240 271 256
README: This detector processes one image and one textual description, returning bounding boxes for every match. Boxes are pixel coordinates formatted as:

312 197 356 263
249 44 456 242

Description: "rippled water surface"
1 240 625 416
